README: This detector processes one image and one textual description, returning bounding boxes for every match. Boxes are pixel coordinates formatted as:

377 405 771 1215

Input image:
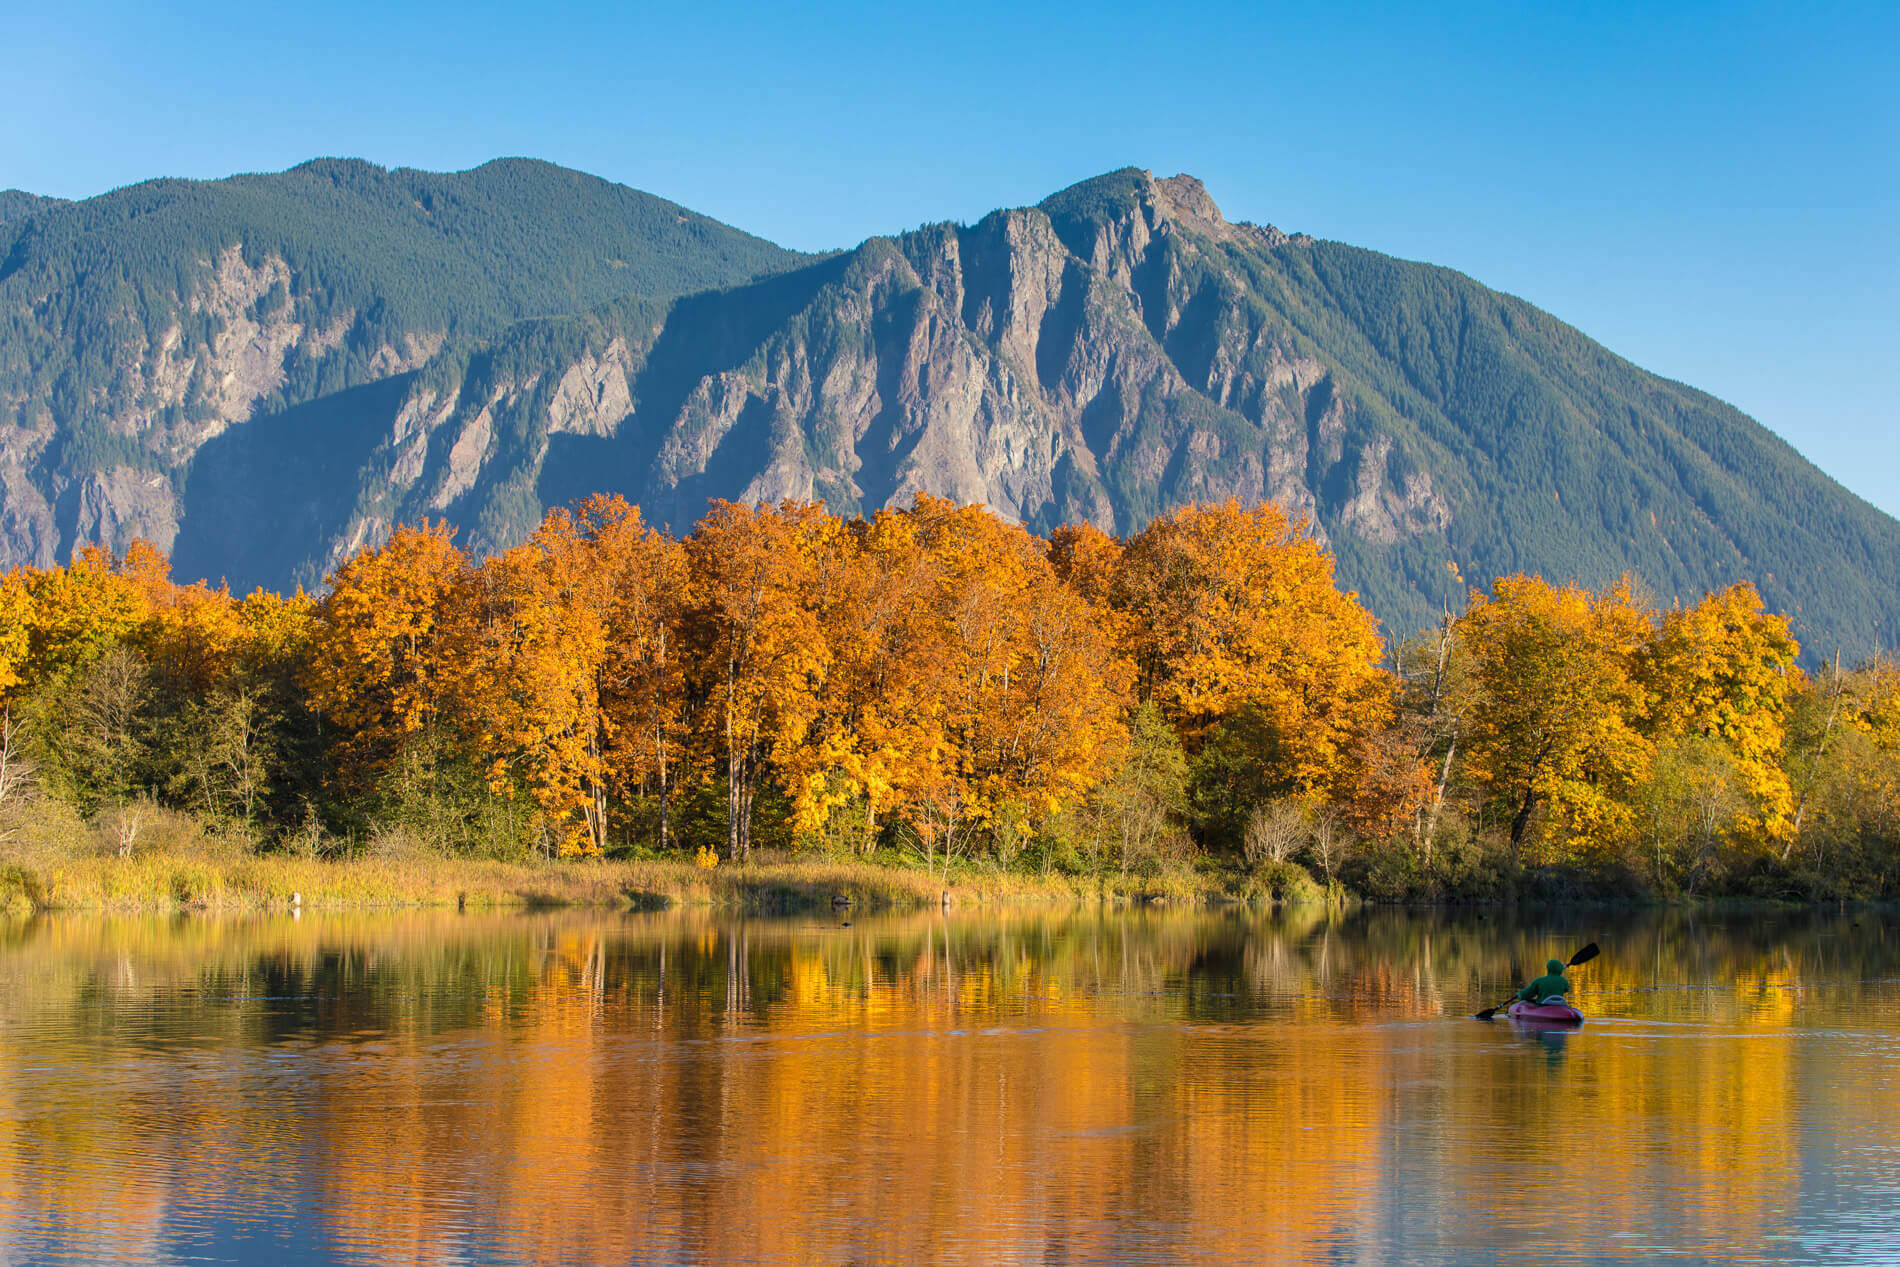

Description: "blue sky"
6 0 1896 515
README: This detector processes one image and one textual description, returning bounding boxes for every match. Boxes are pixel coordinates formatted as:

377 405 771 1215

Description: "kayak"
1506 999 1584 1025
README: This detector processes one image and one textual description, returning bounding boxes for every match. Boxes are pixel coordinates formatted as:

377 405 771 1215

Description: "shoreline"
0 849 1243 917
4 847 1889 919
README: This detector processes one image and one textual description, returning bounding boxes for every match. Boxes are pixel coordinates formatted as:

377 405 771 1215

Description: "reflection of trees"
0 908 1895 1262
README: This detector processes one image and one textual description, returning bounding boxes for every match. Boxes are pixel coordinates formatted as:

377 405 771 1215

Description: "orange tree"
916 497 1130 850
583 496 690 852
774 503 946 851
305 521 471 815
143 579 246 696
1111 501 1393 844
680 500 833 862
451 496 693 856
455 511 617 856
1047 521 1125 629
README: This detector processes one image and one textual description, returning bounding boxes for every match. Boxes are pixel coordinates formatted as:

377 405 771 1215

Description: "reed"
0 808 1232 916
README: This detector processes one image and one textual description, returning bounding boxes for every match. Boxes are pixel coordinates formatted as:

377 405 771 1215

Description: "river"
1 906 1896 1263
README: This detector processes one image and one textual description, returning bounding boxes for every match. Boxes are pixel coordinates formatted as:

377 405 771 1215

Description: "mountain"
5 162 1896 655
0 191 66 225
0 158 806 567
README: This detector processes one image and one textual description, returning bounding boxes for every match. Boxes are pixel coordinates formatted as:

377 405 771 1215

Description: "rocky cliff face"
0 158 804 574
0 243 443 568
270 168 1460 614
8 163 1898 654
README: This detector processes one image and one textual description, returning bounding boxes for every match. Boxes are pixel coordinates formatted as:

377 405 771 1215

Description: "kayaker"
1516 958 1572 1005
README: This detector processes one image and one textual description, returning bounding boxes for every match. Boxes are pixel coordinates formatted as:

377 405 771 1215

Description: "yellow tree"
235 587 317 675
682 500 833 862
0 571 28 701
456 515 617 856
144 579 246 696
1459 575 1653 859
0 571 27 804
1114 500 1391 796
306 521 470 801
1389 613 1477 860
1640 583 1799 843
2 544 168 814
772 503 964 853
1777 653 1900 854
1849 656 1900 751
17 544 153 685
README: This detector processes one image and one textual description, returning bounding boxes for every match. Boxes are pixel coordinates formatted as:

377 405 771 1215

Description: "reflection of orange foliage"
2 911 1871 1264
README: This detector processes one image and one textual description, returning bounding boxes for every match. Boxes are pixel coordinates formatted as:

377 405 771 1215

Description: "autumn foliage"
5 493 1898 897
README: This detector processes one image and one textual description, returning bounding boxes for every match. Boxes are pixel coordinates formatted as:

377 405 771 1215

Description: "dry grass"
0 852 1220 916
0 807 1229 916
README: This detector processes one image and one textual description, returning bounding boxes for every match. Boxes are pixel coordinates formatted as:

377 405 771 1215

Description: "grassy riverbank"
0 806 1294 916
0 850 1251 916
5 800 1878 916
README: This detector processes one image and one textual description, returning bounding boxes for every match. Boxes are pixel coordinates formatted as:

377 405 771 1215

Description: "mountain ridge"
0 157 809 570
2 159 1894 655
0 190 67 225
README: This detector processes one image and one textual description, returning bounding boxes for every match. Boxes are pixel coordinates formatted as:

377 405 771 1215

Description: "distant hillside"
0 158 807 566
6 161 1897 656
0 190 66 225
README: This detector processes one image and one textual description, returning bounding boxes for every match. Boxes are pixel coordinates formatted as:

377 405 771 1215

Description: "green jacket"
1516 959 1571 1003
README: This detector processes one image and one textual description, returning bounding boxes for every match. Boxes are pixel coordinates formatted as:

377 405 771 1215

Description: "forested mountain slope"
0 158 806 566
0 191 66 225
6 162 1896 654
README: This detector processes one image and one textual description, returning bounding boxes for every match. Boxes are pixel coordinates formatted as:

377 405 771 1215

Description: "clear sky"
6 1 1896 515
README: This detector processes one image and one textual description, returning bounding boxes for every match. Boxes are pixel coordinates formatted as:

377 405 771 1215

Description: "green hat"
1546 958 1564 973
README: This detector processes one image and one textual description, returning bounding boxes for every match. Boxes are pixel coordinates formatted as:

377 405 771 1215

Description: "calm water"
1 906 1898 1264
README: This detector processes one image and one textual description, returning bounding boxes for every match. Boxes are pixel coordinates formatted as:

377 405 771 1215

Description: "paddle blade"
1474 1005 1502 1021
1568 942 1600 967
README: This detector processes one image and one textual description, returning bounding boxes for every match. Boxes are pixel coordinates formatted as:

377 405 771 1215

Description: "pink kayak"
1507 999 1584 1024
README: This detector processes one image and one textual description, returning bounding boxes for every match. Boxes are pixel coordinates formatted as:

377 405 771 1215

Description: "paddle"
1475 942 1599 1020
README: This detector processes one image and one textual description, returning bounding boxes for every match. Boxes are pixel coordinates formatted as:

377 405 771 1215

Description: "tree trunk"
587 778 608 855
725 710 743 864
584 728 608 854
1422 722 1459 862
656 721 670 854
737 756 755 862
1785 648 1845 860
656 627 670 853
1510 787 1537 847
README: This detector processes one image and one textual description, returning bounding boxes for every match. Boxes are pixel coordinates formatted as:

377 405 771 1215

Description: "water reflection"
0 906 1896 1263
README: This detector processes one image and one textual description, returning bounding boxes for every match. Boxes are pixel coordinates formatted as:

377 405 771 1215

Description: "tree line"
3 494 1896 897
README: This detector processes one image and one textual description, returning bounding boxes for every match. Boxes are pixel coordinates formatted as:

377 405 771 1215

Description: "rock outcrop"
303 169 1460 616
0 157 804 572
